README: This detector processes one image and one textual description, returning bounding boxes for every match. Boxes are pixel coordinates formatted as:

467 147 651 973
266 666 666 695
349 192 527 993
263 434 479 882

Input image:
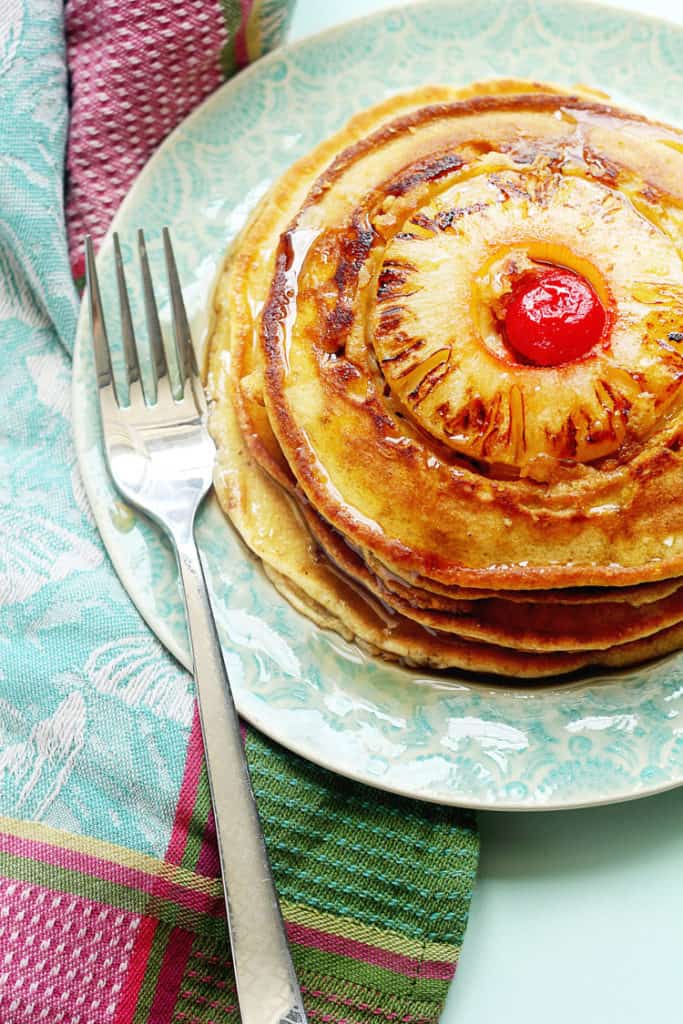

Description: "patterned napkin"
0 2 479 1022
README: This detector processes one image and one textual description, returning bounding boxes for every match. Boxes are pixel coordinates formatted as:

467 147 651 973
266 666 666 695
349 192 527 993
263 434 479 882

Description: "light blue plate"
72 0 683 810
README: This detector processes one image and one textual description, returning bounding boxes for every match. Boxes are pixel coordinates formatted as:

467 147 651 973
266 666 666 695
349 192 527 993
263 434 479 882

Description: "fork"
85 230 308 1024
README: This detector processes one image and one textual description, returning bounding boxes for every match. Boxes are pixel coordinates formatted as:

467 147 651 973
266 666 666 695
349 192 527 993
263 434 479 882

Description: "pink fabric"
147 929 197 1023
65 0 228 278
0 877 140 1022
0 830 221 917
165 709 205 866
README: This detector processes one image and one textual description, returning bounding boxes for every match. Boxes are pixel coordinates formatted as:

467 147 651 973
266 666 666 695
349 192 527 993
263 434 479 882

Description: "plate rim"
72 0 683 812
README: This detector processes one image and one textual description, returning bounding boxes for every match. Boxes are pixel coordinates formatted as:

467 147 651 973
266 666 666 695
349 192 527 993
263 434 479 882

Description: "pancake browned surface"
207 79 683 677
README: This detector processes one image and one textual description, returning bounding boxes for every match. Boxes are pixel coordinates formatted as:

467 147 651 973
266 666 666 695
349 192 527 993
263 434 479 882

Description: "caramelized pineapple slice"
370 168 683 477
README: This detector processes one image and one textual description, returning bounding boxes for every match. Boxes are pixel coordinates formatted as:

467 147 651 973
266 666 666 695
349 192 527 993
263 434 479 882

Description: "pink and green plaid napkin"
0 1 479 1021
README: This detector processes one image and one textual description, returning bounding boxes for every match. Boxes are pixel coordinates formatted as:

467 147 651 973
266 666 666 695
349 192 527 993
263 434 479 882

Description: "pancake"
364 553 683 607
207 78 683 677
265 566 683 678
306 509 683 608
258 90 683 590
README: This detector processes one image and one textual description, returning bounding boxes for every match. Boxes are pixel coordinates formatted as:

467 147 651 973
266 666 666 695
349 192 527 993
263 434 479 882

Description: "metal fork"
85 230 308 1024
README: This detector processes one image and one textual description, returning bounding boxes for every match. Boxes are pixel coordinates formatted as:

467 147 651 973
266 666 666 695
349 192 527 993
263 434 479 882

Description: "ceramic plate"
73 0 683 810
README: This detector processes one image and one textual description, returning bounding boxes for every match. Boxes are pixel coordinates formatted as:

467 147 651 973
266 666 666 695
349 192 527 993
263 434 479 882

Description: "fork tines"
85 229 195 408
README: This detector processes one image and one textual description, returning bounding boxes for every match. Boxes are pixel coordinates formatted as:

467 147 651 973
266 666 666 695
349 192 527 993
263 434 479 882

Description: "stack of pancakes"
206 79 683 677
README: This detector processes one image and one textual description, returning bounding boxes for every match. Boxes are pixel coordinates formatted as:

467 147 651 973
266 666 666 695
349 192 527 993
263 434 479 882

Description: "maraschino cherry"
504 267 606 367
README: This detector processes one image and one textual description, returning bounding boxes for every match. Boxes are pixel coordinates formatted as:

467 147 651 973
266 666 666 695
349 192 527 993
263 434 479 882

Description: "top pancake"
244 85 683 590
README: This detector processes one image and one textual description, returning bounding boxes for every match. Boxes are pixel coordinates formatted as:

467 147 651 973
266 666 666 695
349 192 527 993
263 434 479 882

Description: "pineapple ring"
370 168 683 476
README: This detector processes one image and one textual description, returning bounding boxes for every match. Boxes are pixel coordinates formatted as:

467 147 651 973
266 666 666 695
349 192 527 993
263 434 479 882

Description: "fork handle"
172 531 308 1024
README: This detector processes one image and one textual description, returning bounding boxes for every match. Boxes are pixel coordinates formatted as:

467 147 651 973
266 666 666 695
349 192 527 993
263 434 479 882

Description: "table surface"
287 1 683 1020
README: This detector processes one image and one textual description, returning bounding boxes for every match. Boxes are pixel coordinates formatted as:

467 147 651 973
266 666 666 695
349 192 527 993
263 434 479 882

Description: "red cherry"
504 267 606 367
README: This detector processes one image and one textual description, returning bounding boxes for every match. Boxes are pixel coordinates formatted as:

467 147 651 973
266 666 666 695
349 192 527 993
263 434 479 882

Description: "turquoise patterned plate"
73 0 683 810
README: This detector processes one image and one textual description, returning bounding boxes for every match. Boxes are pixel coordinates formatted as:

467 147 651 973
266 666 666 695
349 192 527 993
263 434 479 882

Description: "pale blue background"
287 2 683 1021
